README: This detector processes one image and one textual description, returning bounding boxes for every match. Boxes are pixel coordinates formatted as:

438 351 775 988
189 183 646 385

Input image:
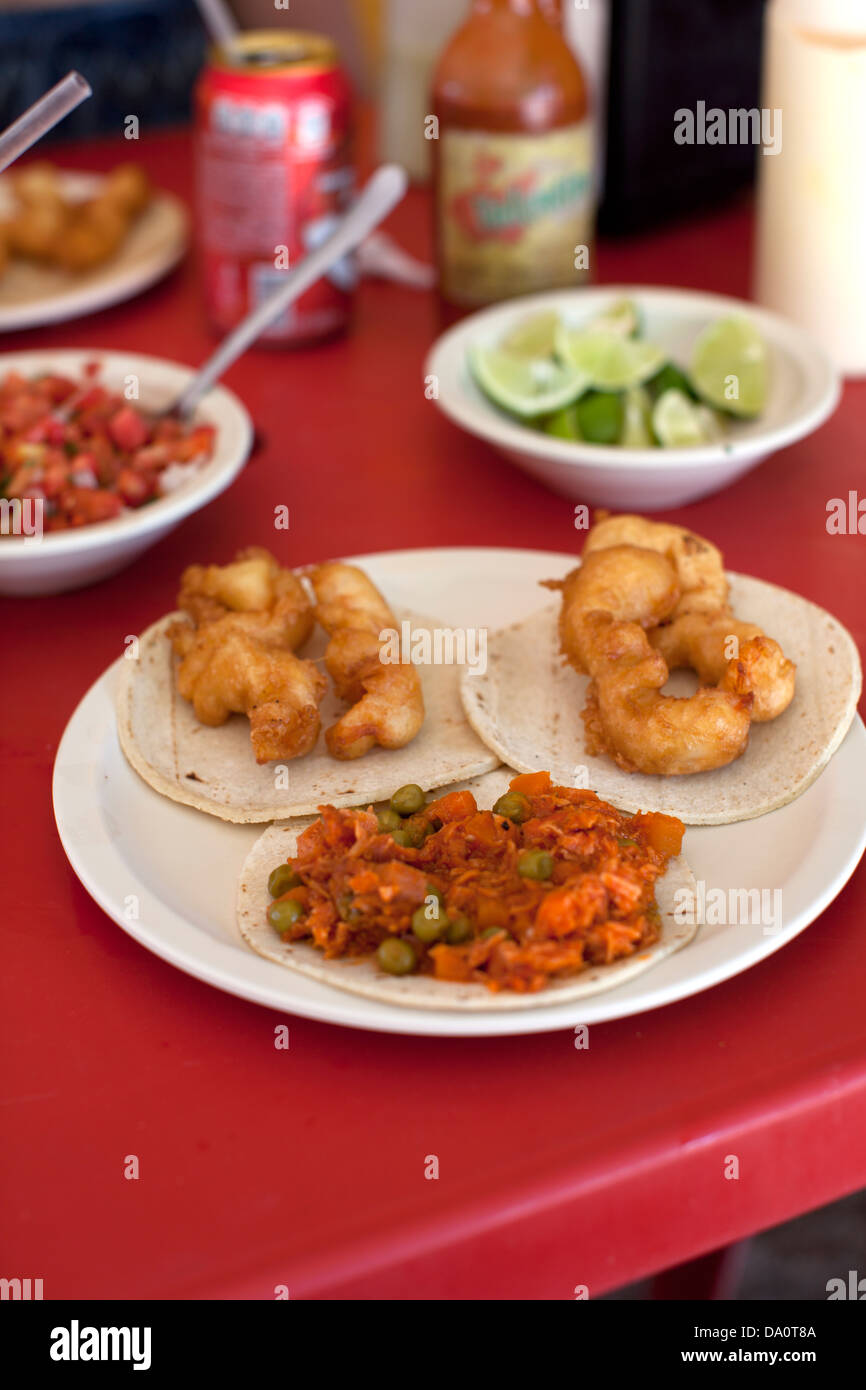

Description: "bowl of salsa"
0 348 253 595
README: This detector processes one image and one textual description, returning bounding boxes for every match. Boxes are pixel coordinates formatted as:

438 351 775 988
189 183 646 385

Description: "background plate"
53 548 866 1037
0 171 187 331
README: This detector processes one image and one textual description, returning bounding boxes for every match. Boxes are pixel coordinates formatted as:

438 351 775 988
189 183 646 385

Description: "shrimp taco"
236 769 701 1011
460 517 861 826
116 549 498 822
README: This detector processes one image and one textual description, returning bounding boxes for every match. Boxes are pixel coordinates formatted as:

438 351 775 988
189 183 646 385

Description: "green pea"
480 926 511 941
268 863 300 898
391 828 413 848
446 913 473 944
267 898 304 934
376 807 402 833
576 390 624 445
377 937 417 975
390 783 426 817
492 791 532 824
411 904 448 944
616 835 639 848
517 849 554 880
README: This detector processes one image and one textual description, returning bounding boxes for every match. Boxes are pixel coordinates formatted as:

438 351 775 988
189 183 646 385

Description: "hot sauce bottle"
432 0 594 308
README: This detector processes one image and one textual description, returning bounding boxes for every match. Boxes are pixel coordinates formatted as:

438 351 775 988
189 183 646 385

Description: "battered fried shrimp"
53 198 128 271
177 547 313 650
3 160 151 273
583 514 728 616
310 561 394 637
4 163 69 260
579 612 753 776
168 616 326 764
650 611 796 722
546 546 680 674
310 562 425 760
100 163 151 216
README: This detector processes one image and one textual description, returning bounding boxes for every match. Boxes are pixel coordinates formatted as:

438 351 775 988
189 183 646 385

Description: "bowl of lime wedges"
425 286 840 510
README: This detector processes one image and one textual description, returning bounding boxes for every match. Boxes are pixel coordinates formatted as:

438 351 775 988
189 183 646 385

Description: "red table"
3 130 866 1301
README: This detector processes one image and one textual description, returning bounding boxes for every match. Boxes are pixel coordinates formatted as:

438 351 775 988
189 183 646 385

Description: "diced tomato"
108 404 148 452
116 466 156 506
64 487 123 525
0 366 215 530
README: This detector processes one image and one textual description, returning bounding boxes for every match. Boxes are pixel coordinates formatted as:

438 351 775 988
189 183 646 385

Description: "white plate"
53 547 866 1037
425 287 841 510
0 349 253 595
0 172 187 331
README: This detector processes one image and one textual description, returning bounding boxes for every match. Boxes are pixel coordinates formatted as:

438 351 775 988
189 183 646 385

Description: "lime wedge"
543 404 582 441
576 391 624 444
500 310 561 359
555 326 665 391
696 404 726 442
646 362 698 401
690 316 768 417
587 298 642 338
621 386 654 447
469 346 589 418
652 389 718 447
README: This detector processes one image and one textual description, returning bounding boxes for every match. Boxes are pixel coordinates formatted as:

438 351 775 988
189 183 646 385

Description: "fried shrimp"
583 514 728 616
2 161 151 274
579 612 753 775
177 547 314 650
546 546 680 674
169 618 327 764
310 563 425 760
168 548 323 763
650 611 796 722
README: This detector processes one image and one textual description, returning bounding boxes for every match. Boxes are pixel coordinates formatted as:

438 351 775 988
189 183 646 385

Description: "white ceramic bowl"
0 349 253 595
425 285 841 510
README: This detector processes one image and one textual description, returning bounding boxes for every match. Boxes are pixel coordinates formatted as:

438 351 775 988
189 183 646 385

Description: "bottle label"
438 122 594 304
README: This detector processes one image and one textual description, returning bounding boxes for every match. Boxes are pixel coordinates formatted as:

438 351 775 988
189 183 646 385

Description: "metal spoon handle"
171 163 409 419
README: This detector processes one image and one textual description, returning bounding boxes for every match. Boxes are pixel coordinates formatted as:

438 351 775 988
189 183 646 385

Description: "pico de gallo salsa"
265 771 685 993
0 364 215 532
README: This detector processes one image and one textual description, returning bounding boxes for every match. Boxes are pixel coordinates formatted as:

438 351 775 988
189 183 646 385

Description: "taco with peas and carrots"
236 768 700 1011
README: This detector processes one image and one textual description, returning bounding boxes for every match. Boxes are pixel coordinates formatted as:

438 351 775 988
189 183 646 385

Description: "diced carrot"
633 812 684 857
425 789 477 823
509 770 551 795
429 944 474 982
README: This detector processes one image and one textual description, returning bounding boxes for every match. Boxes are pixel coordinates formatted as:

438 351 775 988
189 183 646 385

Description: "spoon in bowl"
165 163 409 420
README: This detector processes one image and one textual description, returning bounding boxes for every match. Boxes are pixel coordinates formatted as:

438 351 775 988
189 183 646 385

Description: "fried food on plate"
169 616 326 764
310 562 425 760
578 610 753 775
177 546 313 649
650 610 796 722
168 548 325 764
1 160 152 275
583 513 728 616
546 545 680 674
550 517 797 772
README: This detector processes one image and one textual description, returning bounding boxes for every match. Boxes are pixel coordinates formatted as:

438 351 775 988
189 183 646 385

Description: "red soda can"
194 30 355 346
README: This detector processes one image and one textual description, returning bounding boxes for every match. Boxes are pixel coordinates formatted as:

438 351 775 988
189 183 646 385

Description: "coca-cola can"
195 30 355 346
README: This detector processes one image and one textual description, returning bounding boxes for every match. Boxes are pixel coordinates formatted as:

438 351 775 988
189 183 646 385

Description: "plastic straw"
0 72 92 175
194 0 238 46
